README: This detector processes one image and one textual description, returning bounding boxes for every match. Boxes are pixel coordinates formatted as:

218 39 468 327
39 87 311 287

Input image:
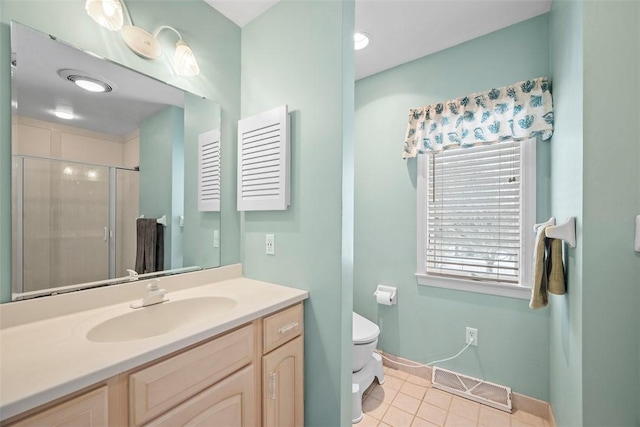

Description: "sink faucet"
130 279 168 309
126 269 139 281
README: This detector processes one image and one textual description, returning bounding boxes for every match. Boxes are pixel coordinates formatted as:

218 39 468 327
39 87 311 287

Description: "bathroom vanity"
0 265 307 426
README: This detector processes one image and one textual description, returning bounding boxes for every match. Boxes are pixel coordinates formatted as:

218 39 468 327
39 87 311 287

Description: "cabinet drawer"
130 324 254 426
263 304 303 354
9 386 108 427
144 365 256 427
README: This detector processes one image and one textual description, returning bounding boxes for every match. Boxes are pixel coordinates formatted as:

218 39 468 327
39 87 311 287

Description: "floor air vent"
431 367 512 413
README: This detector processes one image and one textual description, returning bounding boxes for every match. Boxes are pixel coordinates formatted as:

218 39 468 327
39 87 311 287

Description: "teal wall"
550 2 640 425
581 1 640 425
549 1 584 425
354 15 551 401
139 106 184 269
183 94 221 268
240 0 354 425
0 0 241 301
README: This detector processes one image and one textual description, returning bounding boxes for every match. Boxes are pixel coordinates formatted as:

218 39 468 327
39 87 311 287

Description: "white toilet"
352 312 385 424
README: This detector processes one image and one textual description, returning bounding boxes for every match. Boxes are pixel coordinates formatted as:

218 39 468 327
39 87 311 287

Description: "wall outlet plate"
265 234 275 255
466 327 478 346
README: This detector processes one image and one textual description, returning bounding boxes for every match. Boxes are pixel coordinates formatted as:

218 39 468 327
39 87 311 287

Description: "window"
416 139 536 299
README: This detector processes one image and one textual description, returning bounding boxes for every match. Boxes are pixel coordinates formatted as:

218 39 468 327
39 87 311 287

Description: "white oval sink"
85 297 237 343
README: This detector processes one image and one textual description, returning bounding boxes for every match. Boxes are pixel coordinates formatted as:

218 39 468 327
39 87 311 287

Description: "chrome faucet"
126 269 139 281
130 279 168 309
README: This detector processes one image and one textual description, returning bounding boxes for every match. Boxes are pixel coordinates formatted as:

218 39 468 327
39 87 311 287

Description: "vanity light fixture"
354 32 371 50
85 0 200 76
153 26 200 77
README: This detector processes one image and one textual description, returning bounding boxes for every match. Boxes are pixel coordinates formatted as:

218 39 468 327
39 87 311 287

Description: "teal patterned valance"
403 77 553 158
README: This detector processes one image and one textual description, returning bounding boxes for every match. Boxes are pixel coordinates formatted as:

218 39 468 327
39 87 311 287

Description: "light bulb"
74 78 108 93
354 32 370 50
54 110 75 120
85 0 124 31
173 41 200 76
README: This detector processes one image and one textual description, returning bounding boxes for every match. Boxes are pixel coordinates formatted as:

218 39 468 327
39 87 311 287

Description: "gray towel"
548 238 566 295
135 218 164 274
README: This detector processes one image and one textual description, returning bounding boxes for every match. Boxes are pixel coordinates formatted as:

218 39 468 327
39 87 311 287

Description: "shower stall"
12 155 139 297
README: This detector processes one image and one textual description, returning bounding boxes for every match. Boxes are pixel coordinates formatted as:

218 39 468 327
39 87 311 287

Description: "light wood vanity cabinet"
262 304 304 427
4 303 304 427
129 324 257 426
8 387 109 427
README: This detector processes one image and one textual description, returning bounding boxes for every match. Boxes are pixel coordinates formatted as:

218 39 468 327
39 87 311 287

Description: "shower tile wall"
12 116 139 292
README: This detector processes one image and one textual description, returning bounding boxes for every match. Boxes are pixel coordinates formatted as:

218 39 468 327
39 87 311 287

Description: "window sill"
415 273 532 300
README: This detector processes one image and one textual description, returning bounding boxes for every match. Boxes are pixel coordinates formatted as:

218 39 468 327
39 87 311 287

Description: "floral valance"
403 77 553 158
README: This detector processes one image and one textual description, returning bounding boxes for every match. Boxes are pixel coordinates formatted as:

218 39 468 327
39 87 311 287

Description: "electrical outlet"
466 327 478 346
265 234 275 255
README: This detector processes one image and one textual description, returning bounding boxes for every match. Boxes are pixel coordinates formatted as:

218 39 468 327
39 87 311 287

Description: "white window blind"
425 141 522 284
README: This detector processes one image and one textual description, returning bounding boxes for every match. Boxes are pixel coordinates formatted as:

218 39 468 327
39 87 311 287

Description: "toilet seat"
352 312 379 344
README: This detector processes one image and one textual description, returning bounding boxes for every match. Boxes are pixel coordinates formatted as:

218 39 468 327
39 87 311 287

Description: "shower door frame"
12 154 138 298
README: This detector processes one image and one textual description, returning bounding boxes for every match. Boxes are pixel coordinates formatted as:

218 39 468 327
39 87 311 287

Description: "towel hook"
545 217 576 248
137 214 167 226
533 217 555 233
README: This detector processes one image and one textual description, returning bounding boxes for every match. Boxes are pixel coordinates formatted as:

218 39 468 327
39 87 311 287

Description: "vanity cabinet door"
144 365 256 427
8 387 108 427
129 324 254 426
262 336 304 427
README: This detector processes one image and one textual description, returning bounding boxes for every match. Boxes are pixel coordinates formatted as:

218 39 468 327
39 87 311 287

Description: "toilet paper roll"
376 291 393 306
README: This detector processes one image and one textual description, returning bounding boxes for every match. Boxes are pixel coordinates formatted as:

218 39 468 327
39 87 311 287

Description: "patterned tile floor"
356 367 552 427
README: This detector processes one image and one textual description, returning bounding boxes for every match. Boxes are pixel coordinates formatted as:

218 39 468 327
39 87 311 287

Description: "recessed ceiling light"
58 69 114 93
53 110 75 120
354 32 370 50
74 77 110 92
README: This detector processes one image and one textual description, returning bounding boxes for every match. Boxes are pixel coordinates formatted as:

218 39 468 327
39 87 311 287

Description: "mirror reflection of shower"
11 116 140 296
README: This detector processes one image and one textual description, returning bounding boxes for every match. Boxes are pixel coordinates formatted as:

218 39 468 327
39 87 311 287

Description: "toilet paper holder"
374 285 397 306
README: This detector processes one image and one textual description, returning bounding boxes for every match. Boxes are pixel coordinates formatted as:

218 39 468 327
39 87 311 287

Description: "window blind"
425 141 521 283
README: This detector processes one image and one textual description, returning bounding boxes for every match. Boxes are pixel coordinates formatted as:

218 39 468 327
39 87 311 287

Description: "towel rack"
533 217 555 232
137 214 167 226
545 217 576 248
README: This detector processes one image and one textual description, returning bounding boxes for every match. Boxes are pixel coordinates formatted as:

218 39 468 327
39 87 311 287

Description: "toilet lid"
353 312 380 344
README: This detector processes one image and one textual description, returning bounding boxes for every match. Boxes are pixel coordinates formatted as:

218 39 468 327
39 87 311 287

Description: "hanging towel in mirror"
135 218 164 274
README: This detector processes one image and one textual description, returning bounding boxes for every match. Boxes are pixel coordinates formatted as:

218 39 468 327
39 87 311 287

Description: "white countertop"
0 265 308 421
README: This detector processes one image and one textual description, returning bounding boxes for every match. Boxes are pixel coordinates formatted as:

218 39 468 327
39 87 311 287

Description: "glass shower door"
20 158 110 292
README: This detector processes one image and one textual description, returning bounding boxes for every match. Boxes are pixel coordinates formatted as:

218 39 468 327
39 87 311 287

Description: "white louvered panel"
198 129 221 212
237 105 290 211
426 141 521 283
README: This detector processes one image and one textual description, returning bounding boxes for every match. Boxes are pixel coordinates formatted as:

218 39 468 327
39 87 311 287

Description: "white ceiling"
205 0 552 80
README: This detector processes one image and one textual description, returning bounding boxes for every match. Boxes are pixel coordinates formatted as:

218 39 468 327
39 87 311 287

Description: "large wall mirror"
10 22 221 301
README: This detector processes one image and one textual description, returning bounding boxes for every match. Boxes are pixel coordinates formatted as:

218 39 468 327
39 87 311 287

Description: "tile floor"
357 367 552 427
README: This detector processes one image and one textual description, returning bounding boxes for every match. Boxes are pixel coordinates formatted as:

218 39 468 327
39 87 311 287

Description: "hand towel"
135 218 162 274
529 225 549 309
547 238 566 295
